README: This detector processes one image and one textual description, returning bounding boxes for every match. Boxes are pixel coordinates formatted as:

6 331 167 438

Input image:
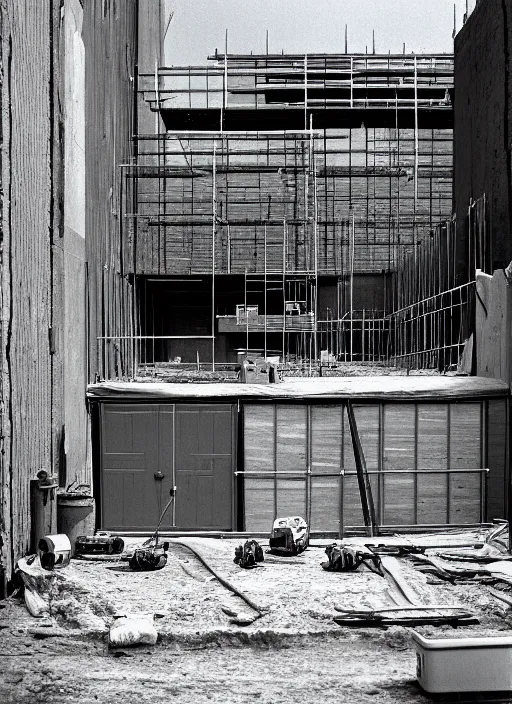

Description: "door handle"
154 471 165 480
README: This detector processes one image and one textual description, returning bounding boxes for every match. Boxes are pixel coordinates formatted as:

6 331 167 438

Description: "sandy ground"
2 533 512 703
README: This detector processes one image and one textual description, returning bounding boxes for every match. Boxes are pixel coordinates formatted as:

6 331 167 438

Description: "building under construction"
2 1 511 584
103 52 457 376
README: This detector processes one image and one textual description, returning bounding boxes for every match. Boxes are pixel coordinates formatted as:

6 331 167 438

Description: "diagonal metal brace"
346 400 377 537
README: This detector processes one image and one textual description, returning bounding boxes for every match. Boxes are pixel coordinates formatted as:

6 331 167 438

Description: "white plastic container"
413 631 512 693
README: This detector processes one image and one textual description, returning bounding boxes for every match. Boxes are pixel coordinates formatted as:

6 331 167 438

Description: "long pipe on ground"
169 539 267 618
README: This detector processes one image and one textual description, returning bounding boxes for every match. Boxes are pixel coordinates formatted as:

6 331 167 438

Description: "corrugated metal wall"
0 0 143 583
0 0 57 579
83 0 139 382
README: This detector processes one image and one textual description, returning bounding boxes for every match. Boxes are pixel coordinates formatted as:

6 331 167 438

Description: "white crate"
413 631 512 693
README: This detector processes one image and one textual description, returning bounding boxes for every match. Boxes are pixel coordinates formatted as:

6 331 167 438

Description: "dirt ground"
2 532 512 703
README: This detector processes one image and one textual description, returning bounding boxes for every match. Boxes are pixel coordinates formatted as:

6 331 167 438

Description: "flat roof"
87 376 509 402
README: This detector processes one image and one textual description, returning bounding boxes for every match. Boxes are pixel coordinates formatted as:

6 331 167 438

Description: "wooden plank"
276 404 307 472
383 404 416 525
310 477 340 532
277 478 307 519
449 403 482 523
417 404 448 524
243 404 275 531
243 405 274 473
311 406 342 475
244 477 274 531
486 399 507 520
310 406 342 532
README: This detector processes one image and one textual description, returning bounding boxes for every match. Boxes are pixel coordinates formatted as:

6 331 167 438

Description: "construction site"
2 0 512 702
113 52 457 375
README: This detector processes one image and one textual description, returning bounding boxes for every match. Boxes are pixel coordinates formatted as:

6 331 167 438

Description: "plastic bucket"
57 494 96 555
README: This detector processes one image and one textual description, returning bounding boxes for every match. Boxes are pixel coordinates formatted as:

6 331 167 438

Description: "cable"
169 540 267 619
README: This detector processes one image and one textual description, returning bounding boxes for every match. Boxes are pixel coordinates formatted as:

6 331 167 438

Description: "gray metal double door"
100 403 235 531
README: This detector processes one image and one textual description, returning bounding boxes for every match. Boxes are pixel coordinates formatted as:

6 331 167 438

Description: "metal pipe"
212 141 216 371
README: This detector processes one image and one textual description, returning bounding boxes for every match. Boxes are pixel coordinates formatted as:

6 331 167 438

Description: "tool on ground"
322 543 381 573
37 534 71 570
268 516 309 556
128 489 175 571
234 539 264 568
75 531 124 555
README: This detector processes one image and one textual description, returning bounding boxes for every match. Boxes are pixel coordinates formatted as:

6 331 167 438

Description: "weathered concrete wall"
62 0 88 488
475 269 512 384
454 0 512 273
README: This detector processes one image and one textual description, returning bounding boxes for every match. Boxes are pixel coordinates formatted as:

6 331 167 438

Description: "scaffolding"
96 53 457 378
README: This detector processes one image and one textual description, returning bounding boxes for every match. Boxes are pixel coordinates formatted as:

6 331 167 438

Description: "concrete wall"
62 0 88 488
475 269 512 384
454 0 512 272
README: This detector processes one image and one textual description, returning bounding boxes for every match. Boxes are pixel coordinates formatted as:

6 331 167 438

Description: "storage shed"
88 377 509 535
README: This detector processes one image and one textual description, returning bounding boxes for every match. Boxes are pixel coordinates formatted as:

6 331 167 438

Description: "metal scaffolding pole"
212 141 216 370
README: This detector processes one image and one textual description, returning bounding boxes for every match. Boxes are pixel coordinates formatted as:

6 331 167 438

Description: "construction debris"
16 555 62 618
268 516 309 556
234 540 264 569
127 490 175 571
108 614 158 648
333 607 476 628
75 532 124 556
330 550 479 628
128 542 169 572
321 543 381 573
38 534 71 570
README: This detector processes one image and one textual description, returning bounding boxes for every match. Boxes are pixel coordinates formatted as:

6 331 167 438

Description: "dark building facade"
454 0 512 278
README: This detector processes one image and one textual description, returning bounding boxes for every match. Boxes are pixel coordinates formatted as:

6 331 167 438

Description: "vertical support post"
227 223 231 274
350 208 355 361
154 60 160 134
306 405 312 527
311 114 318 363
212 141 216 370
282 218 286 362
350 57 353 108
413 403 418 525
245 267 249 352
346 400 377 536
264 222 267 359
172 406 176 526
220 29 228 132
481 401 487 524
414 55 419 221
362 308 365 361
304 54 308 130
273 405 278 520
447 403 451 523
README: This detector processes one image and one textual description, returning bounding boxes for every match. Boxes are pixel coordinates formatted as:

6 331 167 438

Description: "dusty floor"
2 532 512 703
